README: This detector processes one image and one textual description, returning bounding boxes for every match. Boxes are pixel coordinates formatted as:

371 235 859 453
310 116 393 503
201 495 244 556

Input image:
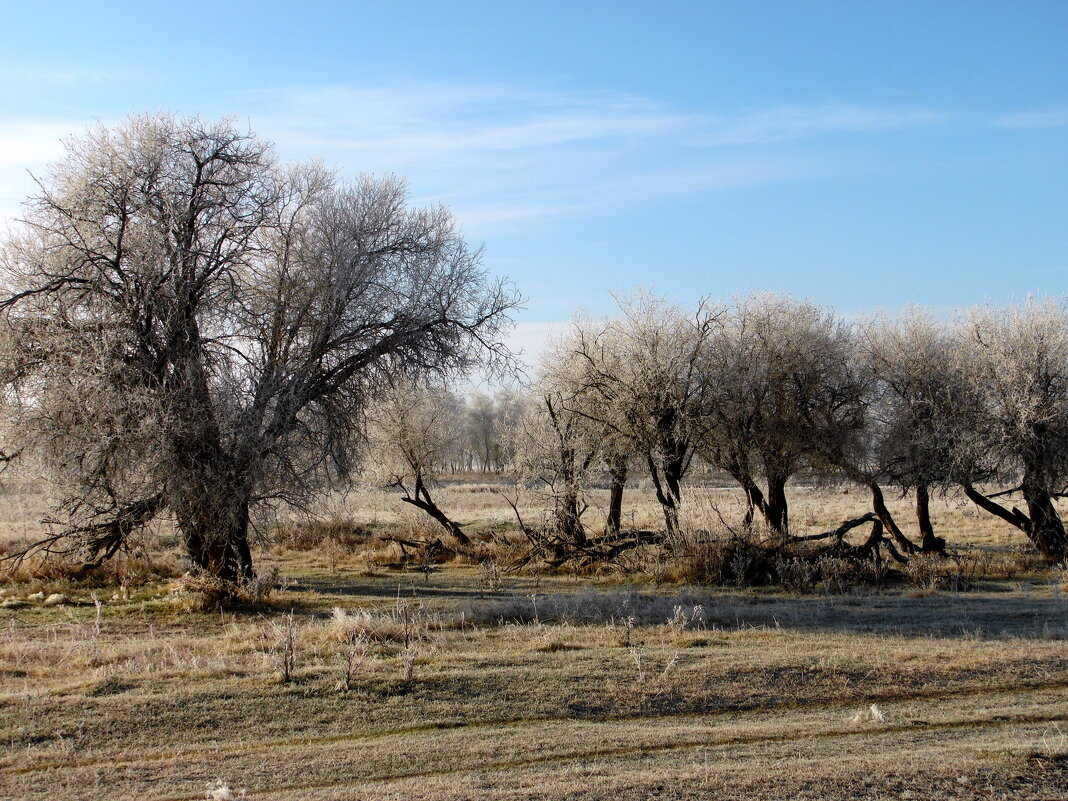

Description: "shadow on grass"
461 584 1068 640
256 569 1068 641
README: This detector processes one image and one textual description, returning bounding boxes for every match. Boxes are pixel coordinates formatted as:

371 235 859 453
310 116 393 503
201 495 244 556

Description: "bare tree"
463 392 498 472
696 294 865 536
0 114 517 580
364 381 472 546
957 300 1068 560
510 384 600 550
509 340 657 565
855 309 979 553
559 294 718 539
459 388 523 472
535 330 631 536
489 386 525 471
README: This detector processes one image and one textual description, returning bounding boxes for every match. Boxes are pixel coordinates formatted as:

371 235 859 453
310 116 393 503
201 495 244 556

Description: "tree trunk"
400 476 472 546
168 340 258 581
736 474 766 530
606 460 627 534
764 474 789 535
180 496 254 582
869 483 921 554
557 487 588 546
647 452 681 538
963 478 1068 561
1022 480 1068 560
914 482 945 553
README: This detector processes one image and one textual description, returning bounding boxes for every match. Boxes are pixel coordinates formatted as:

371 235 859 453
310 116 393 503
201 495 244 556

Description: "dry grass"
1 478 1067 799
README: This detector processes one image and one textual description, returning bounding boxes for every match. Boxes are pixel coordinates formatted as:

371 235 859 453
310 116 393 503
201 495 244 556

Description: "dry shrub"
168 565 284 611
350 519 518 571
657 520 901 593
903 551 1022 592
260 610 298 682
663 530 785 588
326 607 408 643
358 534 449 569
272 518 371 551
328 609 373 692
324 602 441 646
478 557 501 595
906 553 944 591
322 602 437 684
663 537 732 584
816 555 860 594
776 555 818 593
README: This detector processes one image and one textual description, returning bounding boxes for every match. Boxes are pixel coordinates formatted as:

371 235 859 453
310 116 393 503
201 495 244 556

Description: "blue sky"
1 1 1066 364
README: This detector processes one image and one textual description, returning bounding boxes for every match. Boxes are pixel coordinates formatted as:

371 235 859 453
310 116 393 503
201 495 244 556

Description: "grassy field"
2 478 1067 800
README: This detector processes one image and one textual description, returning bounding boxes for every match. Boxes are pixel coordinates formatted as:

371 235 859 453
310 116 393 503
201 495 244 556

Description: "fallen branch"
792 513 878 542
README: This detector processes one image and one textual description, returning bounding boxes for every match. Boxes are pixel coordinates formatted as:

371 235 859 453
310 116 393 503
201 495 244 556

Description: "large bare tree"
0 114 517 580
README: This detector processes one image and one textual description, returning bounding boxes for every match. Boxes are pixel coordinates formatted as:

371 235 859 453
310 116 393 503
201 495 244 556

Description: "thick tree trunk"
869 483 922 554
963 478 1068 561
168 340 258 582
557 487 588 546
1022 481 1068 560
606 461 627 535
737 475 766 530
180 496 254 582
764 474 789 535
647 452 682 538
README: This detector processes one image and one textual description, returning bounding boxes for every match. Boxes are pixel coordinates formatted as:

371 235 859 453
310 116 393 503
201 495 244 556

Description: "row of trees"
372 293 1068 563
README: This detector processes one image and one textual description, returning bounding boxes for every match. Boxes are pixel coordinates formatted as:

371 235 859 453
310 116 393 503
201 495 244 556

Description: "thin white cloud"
263 85 936 167
455 200 588 227
260 82 688 169
0 81 948 234
995 107 1068 129
453 156 824 227
694 105 944 146
244 81 939 233
0 64 136 89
